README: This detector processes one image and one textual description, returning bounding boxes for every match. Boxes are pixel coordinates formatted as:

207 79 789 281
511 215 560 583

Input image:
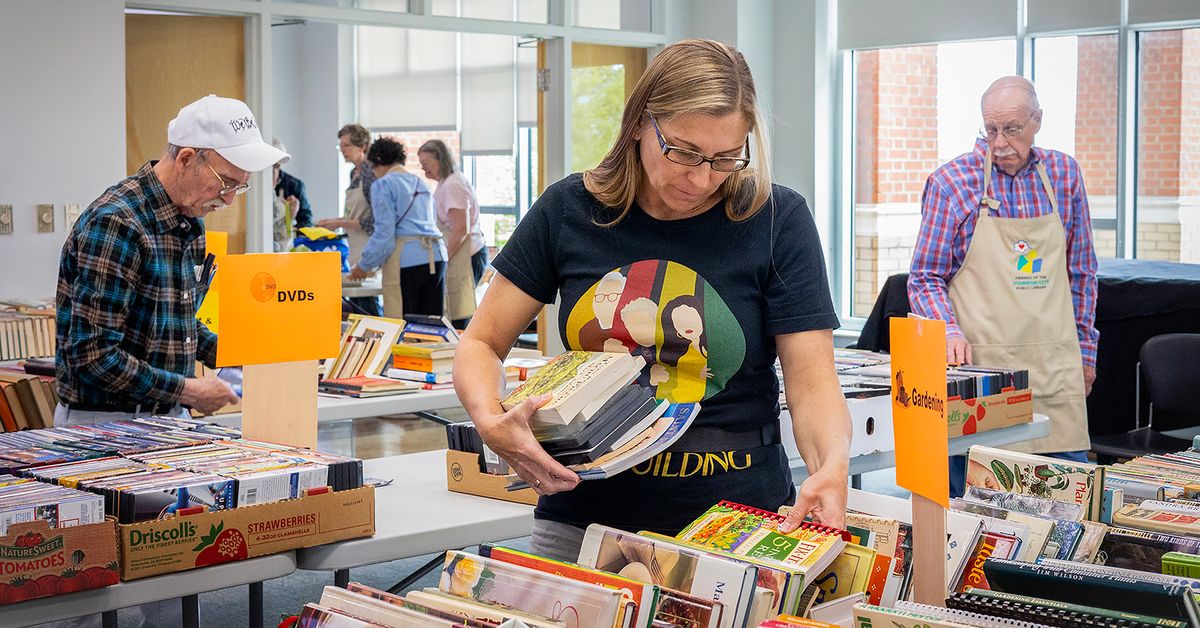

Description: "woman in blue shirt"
348 137 447 318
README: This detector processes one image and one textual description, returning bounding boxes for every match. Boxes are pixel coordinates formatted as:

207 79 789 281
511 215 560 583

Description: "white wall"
0 0 126 300
272 21 345 224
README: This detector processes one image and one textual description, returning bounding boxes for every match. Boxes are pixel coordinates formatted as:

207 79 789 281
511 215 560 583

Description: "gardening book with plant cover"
965 445 1105 520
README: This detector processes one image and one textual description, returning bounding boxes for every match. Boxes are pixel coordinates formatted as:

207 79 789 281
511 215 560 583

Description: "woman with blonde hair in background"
418 139 488 329
320 123 382 315
452 38 852 561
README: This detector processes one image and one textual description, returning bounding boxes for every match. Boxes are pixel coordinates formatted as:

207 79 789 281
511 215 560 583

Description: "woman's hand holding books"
473 392 581 496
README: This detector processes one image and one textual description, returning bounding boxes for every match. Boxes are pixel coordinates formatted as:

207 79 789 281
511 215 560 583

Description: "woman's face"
338 135 365 164
417 152 440 180
636 111 750 218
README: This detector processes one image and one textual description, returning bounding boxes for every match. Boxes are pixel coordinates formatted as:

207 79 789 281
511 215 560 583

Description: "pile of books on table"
0 299 56 360
287 500 857 627
0 417 362 523
446 350 699 487
320 315 421 398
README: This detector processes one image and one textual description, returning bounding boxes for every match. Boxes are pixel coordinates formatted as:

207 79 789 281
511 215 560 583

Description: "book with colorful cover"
851 603 975 628
576 523 754 628
636 531 793 620
438 550 632 628
404 589 565 628
392 341 457 359
676 501 850 565
319 585 463 627
953 530 1019 593
965 445 1104 521
649 588 722 628
1114 504 1200 537
502 351 644 425
482 544 659 628
809 542 875 606
342 583 497 628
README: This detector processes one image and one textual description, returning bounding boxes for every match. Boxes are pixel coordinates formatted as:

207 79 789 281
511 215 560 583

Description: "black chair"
1090 333 1200 464
851 272 912 352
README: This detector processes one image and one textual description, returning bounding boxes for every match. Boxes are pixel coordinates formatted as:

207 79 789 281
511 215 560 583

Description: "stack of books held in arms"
445 351 700 486
285 500 856 628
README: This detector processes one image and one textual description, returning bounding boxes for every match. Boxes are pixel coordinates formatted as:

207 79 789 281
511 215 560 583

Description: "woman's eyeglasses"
647 113 751 173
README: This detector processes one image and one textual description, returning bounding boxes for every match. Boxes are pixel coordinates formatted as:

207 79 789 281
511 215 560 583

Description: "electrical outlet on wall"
0 205 12 235
64 203 82 231
36 204 54 233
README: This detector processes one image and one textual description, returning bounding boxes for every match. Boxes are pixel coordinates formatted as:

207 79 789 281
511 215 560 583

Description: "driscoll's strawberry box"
947 389 1033 437
118 485 374 580
0 518 119 604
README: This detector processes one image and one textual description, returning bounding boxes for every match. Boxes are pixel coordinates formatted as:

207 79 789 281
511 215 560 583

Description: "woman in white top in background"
418 139 488 329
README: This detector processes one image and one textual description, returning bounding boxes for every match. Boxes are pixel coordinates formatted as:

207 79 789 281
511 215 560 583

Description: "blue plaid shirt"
56 162 218 409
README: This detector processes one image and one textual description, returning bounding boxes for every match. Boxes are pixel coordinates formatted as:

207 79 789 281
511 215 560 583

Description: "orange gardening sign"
890 316 949 508
215 252 342 366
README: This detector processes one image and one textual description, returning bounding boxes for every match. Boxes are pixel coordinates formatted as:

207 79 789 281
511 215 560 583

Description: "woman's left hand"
780 465 848 533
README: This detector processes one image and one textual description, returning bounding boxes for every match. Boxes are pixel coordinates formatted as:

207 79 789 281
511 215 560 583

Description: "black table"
852 259 1200 437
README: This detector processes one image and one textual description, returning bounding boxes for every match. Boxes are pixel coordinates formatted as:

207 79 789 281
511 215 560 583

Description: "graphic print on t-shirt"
563 259 745 403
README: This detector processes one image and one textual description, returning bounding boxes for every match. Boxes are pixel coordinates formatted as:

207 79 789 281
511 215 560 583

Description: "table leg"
250 581 264 628
851 473 862 490
182 594 200 628
335 568 350 588
386 553 449 595
414 411 452 426
102 610 118 628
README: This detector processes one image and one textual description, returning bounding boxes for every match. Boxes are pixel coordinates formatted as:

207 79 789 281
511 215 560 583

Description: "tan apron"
439 213 478 321
343 184 372 267
379 166 440 319
947 148 1090 454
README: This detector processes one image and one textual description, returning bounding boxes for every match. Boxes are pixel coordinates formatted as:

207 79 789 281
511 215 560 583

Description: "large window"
850 40 1015 317
1033 34 1120 259
1136 28 1200 264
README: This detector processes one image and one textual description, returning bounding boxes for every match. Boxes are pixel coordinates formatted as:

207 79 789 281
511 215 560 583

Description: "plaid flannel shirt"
56 162 218 409
908 139 1099 368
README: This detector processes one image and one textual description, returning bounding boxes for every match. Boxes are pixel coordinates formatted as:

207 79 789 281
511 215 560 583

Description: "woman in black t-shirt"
453 38 852 561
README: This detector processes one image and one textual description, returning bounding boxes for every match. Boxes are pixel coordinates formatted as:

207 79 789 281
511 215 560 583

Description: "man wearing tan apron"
908 77 1099 496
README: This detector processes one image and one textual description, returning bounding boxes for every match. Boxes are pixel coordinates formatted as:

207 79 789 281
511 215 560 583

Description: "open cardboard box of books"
946 387 1033 437
118 485 375 580
445 449 538 507
0 518 119 604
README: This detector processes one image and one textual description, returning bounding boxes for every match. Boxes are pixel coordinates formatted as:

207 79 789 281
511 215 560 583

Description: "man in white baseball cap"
53 93 289 628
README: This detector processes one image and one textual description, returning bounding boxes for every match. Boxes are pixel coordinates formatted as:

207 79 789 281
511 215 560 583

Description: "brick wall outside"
853 47 938 315
855 33 1200 315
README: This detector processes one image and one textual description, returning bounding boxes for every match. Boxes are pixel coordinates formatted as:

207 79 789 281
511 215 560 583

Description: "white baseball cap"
167 94 290 172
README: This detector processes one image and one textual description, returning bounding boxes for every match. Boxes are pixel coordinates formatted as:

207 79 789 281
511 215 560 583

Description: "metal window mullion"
246 6 273 254
1115 0 1137 259
837 50 854 319
1016 0 1032 77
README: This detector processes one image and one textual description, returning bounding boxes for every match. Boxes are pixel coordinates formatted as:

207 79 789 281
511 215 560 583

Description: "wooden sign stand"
911 494 948 605
214 251 342 451
241 360 319 449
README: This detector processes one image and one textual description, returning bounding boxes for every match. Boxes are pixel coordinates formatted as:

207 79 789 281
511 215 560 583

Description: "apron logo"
1012 239 1042 274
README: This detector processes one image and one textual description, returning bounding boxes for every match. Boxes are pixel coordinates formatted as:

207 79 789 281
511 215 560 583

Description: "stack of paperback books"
386 341 458 390
446 351 700 486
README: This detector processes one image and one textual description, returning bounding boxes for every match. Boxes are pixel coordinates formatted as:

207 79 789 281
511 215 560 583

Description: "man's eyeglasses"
647 113 751 173
979 112 1037 141
199 151 250 199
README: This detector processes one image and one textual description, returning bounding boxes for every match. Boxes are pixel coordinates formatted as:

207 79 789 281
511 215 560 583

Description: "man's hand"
473 393 580 496
180 376 240 415
317 218 352 231
780 464 848 533
947 335 972 366
1083 364 1096 396
348 266 370 280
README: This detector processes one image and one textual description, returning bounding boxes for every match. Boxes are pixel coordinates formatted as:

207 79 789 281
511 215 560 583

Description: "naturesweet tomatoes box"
118 485 375 580
0 518 119 605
